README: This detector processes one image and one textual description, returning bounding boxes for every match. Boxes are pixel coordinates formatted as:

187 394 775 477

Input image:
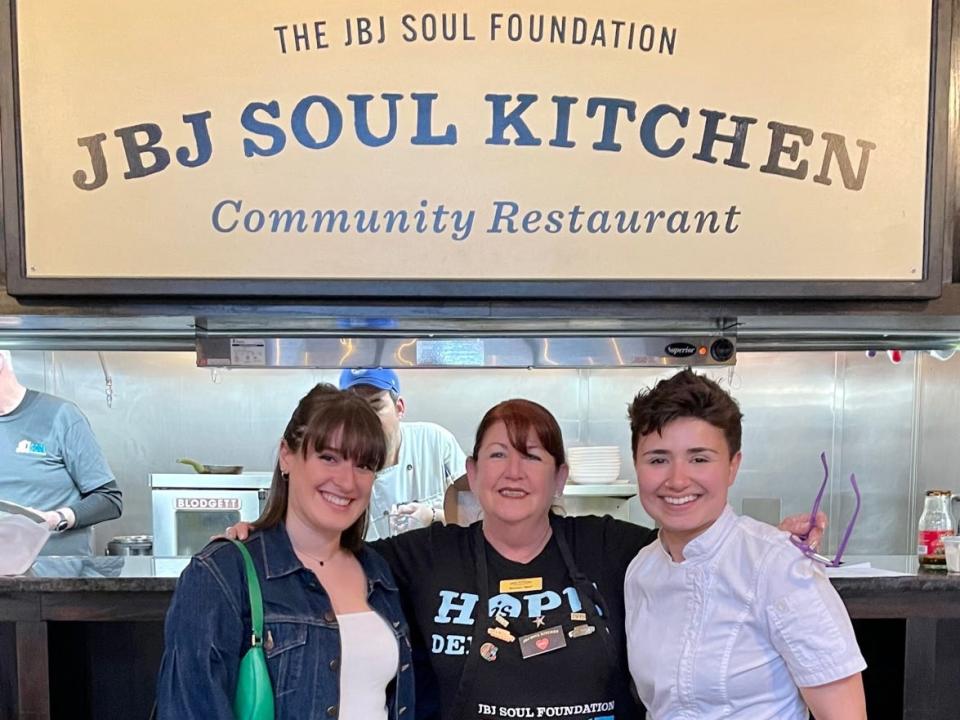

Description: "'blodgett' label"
175 497 241 510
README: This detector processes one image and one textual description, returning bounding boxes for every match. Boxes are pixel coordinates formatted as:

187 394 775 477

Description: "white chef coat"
366 422 467 540
625 505 866 720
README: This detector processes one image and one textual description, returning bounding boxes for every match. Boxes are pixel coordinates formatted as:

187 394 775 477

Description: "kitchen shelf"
563 483 637 497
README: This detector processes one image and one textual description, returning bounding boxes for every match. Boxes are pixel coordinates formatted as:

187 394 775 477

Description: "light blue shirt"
0 390 115 555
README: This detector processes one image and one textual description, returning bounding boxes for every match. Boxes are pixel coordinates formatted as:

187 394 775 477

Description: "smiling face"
280 428 378 537
467 421 568 532
634 417 741 558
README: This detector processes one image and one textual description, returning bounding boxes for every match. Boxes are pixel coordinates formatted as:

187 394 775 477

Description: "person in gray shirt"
0 350 122 555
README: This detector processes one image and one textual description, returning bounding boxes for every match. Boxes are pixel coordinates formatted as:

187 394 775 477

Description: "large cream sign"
6 1 940 294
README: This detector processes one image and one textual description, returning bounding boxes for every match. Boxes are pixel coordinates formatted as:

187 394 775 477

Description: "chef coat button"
323 610 336 623
393 620 400 627
399 706 407 714
406 464 413 472
329 657 339 671
326 705 338 717
400 663 410 672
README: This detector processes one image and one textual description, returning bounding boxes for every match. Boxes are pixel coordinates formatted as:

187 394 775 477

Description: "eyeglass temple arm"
830 474 861 566
799 452 831 541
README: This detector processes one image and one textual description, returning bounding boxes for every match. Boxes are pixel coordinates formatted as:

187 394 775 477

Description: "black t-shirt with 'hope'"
374 514 657 720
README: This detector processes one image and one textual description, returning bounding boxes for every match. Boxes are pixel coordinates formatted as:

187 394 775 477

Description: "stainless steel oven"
150 473 272 556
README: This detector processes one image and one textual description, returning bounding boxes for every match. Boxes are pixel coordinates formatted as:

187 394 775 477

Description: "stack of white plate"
566 446 621 484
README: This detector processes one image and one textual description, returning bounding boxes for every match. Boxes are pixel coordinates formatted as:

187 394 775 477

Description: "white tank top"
336 611 399 720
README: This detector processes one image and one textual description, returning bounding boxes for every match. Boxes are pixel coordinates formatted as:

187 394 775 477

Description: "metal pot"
106 535 154 556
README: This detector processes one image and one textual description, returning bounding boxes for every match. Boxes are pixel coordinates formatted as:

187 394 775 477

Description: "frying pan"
177 457 244 474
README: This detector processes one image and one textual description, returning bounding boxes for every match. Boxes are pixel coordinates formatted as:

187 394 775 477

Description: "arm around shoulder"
368 522 437 591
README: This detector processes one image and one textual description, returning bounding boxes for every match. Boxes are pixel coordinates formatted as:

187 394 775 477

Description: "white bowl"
568 473 620 485
568 446 620 456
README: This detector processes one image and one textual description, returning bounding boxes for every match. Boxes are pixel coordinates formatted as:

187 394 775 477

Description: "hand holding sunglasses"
790 452 861 567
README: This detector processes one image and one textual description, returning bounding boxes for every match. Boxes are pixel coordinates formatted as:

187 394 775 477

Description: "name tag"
518 626 567 659
499 577 542 593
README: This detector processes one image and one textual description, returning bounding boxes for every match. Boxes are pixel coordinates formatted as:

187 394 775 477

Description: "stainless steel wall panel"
834 352 918 555
582 368 675 483
3 349 957 556
916 352 960 535
397 368 583 457
722 354 838 539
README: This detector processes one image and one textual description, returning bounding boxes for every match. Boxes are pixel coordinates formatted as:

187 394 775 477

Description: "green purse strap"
229 539 264 648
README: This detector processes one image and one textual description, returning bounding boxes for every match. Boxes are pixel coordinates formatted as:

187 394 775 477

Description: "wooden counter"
1 556 959 720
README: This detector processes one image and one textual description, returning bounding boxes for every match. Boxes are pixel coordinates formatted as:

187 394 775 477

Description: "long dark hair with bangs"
472 398 566 468
254 383 387 552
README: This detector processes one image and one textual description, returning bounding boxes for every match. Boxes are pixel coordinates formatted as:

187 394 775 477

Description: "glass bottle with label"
917 490 956 567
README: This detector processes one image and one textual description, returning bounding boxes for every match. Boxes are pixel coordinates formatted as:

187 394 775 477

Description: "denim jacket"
156 523 414 719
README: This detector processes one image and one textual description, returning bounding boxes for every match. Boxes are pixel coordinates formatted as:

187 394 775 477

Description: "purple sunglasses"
790 452 861 567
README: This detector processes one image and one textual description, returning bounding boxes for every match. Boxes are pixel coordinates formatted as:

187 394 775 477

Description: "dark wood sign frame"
0 0 952 299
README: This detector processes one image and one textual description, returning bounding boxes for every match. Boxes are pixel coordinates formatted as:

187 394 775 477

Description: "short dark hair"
472 398 565 468
345 383 400 405
255 383 387 552
628 369 743 459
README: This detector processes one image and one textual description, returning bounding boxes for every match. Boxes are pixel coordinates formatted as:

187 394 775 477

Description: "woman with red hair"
228 396 821 720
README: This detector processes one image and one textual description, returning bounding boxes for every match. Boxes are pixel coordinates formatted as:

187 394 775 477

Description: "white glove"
38 507 76 532
394 502 438 527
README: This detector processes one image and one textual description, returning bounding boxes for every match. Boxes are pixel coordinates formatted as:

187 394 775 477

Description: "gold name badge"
499 577 543 593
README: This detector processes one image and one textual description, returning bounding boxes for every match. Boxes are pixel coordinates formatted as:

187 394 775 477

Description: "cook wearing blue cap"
338 368 401 396
336 367 468 539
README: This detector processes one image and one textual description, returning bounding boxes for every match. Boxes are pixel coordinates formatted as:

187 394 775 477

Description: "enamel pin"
518 626 567 659
488 626 515 643
568 624 596 638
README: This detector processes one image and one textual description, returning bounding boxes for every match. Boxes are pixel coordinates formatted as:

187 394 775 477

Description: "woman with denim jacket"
225 396 825 720
156 384 414 719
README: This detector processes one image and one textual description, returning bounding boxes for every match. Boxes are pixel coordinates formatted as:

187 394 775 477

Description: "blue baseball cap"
338 368 401 395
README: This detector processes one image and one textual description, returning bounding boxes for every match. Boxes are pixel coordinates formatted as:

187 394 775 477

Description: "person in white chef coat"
624 369 867 720
339 368 467 539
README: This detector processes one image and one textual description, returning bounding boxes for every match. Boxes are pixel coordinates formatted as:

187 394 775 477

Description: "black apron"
447 516 623 720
